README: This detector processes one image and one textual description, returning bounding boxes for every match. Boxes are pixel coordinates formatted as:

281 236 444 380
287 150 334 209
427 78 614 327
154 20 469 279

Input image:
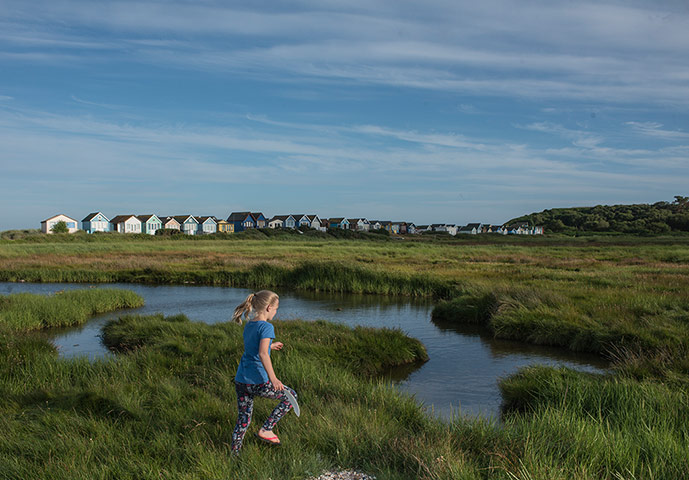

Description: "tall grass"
0 289 144 331
2 309 686 478
0 261 459 298
2 313 472 479
433 283 689 360
498 365 689 479
2 235 689 477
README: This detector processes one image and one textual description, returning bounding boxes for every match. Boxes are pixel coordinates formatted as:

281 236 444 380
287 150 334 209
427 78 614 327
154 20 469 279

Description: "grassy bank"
497 366 689 478
0 288 144 331
431 281 689 381
1 306 457 479
432 285 689 354
3 234 689 374
2 303 687 478
2 234 688 298
2 236 689 477
0 261 457 298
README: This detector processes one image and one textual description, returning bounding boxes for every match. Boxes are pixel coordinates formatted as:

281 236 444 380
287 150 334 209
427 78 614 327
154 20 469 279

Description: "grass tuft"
0 289 144 331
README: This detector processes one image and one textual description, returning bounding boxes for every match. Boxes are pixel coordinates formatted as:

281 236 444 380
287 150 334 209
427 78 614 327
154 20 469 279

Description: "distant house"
137 215 162 235
82 212 110 233
507 224 544 235
445 224 458 236
227 212 253 232
269 215 296 229
415 225 430 233
253 213 267 228
161 217 181 231
328 218 350 229
268 216 284 229
431 224 446 233
369 221 382 231
379 221 392 232
404 222 418 234
291 214 311 228
305 215 324 231
506 223 530 234
216 218 234 233
227 212 266 232
254 213 267 228
196 216 218 235
110 215 142 234
42 214 79 234
487 224 506 234
458 223 482 235
390 222 402 234
348 218 370 231
173 215 199 235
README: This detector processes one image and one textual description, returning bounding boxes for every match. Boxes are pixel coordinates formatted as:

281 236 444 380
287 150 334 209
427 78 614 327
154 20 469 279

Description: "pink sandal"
255 432 281 446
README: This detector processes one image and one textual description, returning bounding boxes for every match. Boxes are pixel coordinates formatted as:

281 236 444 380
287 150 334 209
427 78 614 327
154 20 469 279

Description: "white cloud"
1 1 688 104
70 95 124 109
626 121 689 140
1 107 686 191
458 104 479 114
518 122 605 148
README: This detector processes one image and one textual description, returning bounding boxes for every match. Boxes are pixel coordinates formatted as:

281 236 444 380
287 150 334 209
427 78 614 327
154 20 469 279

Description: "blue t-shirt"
235 320 275 384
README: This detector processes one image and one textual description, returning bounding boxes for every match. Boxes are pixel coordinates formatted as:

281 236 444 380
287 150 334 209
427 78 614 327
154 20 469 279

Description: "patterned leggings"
230 381 297 452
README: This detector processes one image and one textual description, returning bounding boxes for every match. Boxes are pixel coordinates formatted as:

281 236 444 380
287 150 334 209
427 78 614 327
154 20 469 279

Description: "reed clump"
0 261 459 298
0 288 144 331
432 283 689 359
497 365 689 479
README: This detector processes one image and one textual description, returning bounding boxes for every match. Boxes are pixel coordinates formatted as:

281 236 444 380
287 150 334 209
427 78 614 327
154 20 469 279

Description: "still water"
1 282 607 419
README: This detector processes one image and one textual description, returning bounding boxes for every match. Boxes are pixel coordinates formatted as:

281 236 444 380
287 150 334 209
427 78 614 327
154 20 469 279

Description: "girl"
230 290 297 453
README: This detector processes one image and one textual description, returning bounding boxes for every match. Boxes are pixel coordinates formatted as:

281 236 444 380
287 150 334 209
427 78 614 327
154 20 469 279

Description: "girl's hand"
271 377 285 391
271 342 284 351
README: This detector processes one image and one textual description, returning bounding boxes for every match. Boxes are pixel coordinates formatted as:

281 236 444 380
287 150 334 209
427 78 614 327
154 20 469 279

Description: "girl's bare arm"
259 337 284 391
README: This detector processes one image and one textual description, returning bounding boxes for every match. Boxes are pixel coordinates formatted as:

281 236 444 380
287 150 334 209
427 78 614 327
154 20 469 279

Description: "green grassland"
2 290 688 478
1 234 689 478
1 233 688 358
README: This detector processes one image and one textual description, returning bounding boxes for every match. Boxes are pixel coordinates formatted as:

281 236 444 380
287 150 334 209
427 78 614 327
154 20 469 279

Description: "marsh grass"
2 236 689 477
432 282 689 360
498 366 689 479
2 290 689 478
0 289 144 331
1 312 479 479
0 261 458 298
4 309 686 479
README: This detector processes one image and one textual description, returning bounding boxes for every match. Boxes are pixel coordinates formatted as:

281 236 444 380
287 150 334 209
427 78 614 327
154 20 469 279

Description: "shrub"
51 221 69 234
155 228 183 236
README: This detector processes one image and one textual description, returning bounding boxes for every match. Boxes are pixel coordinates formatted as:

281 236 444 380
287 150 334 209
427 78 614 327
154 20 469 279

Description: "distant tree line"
507 196 689 234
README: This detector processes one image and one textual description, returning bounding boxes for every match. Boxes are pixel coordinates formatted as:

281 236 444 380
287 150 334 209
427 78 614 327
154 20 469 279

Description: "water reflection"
431 317 608 369
0 282 607 419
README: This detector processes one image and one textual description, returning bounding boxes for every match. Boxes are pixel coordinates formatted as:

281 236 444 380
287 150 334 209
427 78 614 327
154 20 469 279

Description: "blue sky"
1 0 688 230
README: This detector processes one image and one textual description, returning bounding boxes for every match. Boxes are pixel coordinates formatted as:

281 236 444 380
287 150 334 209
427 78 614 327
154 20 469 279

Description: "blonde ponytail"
232 291 279 324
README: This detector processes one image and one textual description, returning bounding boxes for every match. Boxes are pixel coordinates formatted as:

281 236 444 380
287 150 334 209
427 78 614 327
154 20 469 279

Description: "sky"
1 0 688 230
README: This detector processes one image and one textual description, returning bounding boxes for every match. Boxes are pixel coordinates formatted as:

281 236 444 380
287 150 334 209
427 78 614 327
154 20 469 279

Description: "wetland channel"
1 282 607 419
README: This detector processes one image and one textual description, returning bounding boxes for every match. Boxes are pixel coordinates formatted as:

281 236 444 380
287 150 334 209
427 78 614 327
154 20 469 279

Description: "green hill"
506 196 689 234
